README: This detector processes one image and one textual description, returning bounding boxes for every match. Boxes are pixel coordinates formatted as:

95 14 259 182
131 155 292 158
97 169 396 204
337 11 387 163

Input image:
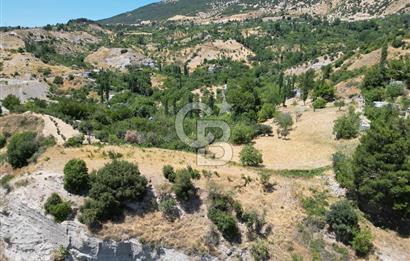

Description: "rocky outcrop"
0 172 197 261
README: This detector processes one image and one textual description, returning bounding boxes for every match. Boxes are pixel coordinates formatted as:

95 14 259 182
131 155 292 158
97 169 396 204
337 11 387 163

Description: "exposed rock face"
0 172 194 261
85 48 155 70
0 78 49 102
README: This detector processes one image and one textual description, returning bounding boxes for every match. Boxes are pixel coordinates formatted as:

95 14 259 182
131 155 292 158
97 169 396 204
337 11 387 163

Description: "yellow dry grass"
231 105 359 170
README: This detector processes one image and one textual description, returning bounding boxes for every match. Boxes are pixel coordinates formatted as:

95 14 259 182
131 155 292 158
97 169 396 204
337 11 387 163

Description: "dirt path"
31 113 80 145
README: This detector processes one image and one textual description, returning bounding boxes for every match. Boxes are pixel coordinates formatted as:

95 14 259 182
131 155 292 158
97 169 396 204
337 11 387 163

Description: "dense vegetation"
78 160 148 228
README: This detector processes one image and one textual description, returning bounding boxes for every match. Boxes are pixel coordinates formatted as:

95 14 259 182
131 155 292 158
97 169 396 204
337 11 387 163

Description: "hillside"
101 0 410 24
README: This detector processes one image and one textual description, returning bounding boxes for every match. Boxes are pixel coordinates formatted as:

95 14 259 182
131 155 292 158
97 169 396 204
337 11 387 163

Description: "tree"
7 132 39 168
326 201 358 244
240 145 263 167
126 68 152 96
173 170 196 201
379 44 388 71
333 107 360 140
63 159 89 194
2 94 21 112
300 69 316 104
352 108 410 226
96 70 112 103
89 160 148 202
274 112 293 139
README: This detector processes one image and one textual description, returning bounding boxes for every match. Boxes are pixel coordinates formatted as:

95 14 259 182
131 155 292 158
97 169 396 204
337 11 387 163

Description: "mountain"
100 0 410 24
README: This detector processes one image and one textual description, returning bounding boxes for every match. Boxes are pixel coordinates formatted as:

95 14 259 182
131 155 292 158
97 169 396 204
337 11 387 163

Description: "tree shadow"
125 185 158 217
178 190 203 214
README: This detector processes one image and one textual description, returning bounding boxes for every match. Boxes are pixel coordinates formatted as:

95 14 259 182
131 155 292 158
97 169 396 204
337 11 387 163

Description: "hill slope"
100 0 410 24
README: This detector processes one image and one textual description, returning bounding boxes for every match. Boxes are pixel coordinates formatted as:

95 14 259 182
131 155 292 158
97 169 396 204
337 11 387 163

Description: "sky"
0 0 158 27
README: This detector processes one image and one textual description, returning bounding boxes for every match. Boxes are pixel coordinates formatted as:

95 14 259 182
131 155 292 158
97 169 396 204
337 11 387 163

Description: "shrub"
255 124 273 137
159 197 179 220
313 97 327 110
2 94 21 112
44 193 72 223
240 145 263 167
173 170 196 201
163 165 176 182
274 112 293 139
386 83 404 99
208 208 239 241
332 152 354 190
0 134 6 149
352 228 373 256
250 240 270 261
333 107 360 140
63 159 89 194
53 76 64 85
64 134 84 148
258 103 276 122
231 122 255 144
326 201 358 244
79 192 121 228
7 132 39 168
313 83 335 102
89 160 148 202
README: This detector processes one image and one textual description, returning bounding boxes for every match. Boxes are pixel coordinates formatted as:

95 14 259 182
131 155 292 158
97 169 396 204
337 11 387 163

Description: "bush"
326 201 358 244
7 132 39 168
231 122 255 144
313 83 335 102
53 76 64 85
44 193 72 223
332 152 354 190
159 197 179 220
2 94 21 112
250 240 270 261
64 134 84 148
258 103 276 122
163 165 176 182
89 160 148 202
333 107 360 140
173 170 196 201
240 145 263 167
79 193 121 228
63 159 89 194
352 228 373 256
386 83 404 99
313 97 327 110
0 134 6 149
208 208 239 241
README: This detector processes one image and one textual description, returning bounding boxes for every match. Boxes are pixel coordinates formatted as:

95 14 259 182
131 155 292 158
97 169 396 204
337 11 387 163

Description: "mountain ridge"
100 0 410 24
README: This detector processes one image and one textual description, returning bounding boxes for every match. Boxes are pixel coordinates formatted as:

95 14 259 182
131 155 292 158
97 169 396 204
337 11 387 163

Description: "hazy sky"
0 0 158 27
